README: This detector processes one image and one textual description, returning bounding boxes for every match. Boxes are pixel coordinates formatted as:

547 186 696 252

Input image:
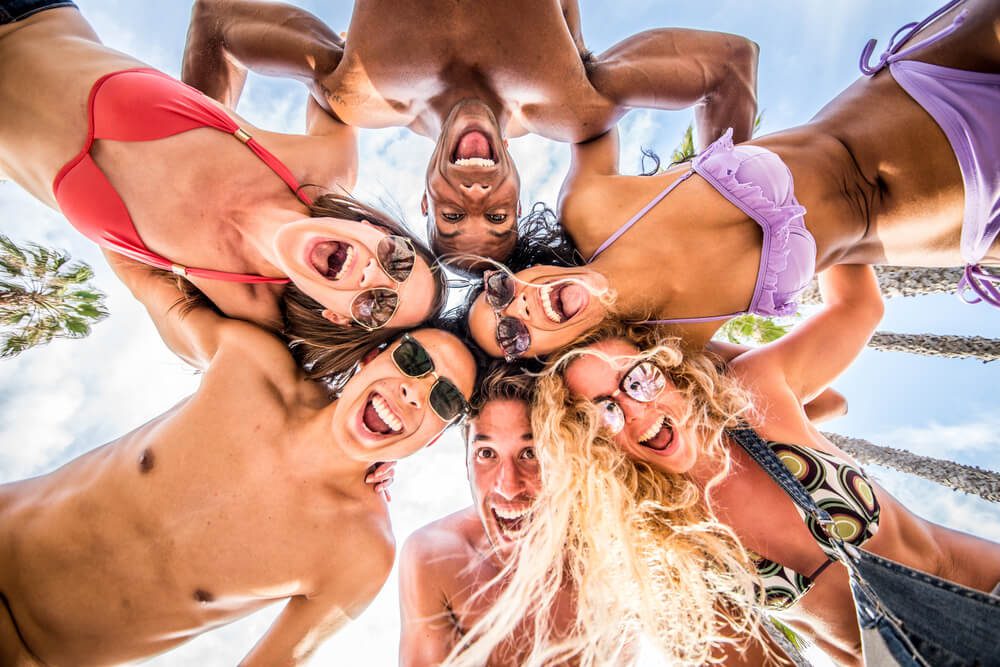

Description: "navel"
193 589 214 604
137 449 155 474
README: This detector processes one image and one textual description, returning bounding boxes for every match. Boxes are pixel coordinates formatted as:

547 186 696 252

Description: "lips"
452 130 496 167
540 281 588 324
362 392 403 436
490 504 532 538
310 240 354 281
637 415 675 452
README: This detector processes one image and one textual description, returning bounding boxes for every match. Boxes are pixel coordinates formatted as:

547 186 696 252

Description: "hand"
365 461 396 501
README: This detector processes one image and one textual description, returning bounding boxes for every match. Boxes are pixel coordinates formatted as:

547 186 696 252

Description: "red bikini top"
53 68 312 283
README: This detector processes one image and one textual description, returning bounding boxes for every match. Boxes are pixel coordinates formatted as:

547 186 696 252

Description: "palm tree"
823 433 1000 504
800 266 963 305
0 234 109 358
867 332 1000 363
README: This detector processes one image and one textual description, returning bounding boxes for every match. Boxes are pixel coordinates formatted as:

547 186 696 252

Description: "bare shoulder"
212 318 303 385
403 508 479 567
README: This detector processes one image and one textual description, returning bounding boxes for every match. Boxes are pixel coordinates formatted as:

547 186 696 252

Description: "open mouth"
637 415 675 452
310 240 355 281
361 392 403 436
491 505 532 538
540 281 588 324
452 130 496 168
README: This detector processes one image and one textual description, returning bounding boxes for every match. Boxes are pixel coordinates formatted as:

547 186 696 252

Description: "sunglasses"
483 269 531 361
391 334 470 423
350 235 416 330
594 360 667 435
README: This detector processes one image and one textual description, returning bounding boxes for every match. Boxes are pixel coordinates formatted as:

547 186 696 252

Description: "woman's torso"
0 350 388 666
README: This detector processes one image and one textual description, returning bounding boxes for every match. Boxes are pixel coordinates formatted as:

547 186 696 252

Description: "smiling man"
398 363 586 667
0 254 475 667
182 0 758 273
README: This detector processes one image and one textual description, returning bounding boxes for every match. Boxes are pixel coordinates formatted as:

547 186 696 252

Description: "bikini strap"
640 311 744 325
859 0 968 76
231 127 314 207
957 264 1000 308
587 169 695 262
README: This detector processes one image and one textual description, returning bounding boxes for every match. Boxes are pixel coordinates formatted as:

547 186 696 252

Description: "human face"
468 265 609 359
273 217 436 328
466 399 540 552
563 339 697 475
423 100 520 265
331 328 476 462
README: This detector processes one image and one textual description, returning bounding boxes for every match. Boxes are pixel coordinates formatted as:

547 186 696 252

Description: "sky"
0 1 998 665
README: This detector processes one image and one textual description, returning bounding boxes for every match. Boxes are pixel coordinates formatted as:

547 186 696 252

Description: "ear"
321 309 352 326
420 192 429 217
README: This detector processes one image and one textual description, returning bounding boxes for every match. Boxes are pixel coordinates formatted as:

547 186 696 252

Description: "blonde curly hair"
443 319 767 667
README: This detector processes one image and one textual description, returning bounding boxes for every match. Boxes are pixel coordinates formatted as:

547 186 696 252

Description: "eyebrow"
439 229 463 239
520 433 533 441
489 229 514 239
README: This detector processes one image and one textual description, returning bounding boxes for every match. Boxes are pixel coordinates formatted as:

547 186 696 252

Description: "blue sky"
0 1 997 665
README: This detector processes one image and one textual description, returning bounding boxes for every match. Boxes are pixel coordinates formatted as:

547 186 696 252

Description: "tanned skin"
0 7 358 329
0 253 475 667
181 0 759 265
565 265 1000 666
398 399 579 666
537 0 1000 350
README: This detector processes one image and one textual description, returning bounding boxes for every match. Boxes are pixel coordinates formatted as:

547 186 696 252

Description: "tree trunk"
823 433 1000 503
867 332 1000 363
800 266 963 305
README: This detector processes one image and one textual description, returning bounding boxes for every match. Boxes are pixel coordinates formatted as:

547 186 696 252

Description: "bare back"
0 332 391 666
326 0 618 140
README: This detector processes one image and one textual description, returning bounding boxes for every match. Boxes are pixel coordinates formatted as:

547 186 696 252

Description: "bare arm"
242 528 394 666
182 0 344 110
587 28 759 148
731 265 883 404
103 250 227 370
399 534 458 666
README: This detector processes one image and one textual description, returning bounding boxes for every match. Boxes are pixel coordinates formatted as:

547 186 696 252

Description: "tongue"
557 284 588 319
455 131 492 160
311 241 346 278
363 401 393 435
642 422 674 452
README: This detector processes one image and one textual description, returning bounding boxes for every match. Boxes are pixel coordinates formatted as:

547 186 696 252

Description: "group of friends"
0 0 998 664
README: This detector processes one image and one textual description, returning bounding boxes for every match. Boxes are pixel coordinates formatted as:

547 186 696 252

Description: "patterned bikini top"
750 441 881 611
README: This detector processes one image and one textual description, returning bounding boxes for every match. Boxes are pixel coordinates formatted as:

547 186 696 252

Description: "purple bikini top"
588 129 816 324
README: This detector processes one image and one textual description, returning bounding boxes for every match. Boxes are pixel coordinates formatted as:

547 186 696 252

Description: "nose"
495 460 525 500
460 182 491 200
619 395 649 424
507 291 530 320
399 380 423 411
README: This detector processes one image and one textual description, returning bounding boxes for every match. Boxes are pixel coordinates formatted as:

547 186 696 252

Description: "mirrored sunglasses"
596 361 667 435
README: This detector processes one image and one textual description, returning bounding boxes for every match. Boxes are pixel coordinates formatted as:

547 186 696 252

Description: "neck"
588 255 676 319
425 89 510 139
294 399 377 487
236 202 310 271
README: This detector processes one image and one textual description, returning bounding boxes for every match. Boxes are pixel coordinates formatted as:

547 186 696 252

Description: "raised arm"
182 0 344 110
731 265 883 404
104 250 228 370
587 28 758 148
399 533 459 667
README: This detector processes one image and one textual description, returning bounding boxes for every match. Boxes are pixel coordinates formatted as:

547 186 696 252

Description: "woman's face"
274 217 437 328
563 338 698 475
467 265 609 359
332 328 477 462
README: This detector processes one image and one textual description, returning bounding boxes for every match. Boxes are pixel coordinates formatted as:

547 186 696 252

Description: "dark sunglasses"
350 236 416 330
594 360 667 435
483 269 530 361
391 334 470 423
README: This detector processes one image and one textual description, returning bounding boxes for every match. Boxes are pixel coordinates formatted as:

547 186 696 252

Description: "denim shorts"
0 0 77 24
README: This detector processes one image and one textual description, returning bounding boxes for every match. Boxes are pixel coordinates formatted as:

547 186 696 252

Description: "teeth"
492 506 530 521
453 157 496 168
540 283 562 323
372 394 403 432
638 414 666 444
334 245 354 281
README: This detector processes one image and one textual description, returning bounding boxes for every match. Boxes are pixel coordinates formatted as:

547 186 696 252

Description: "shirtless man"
0 252 475 666
182 0 759 271
398 364 585 666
